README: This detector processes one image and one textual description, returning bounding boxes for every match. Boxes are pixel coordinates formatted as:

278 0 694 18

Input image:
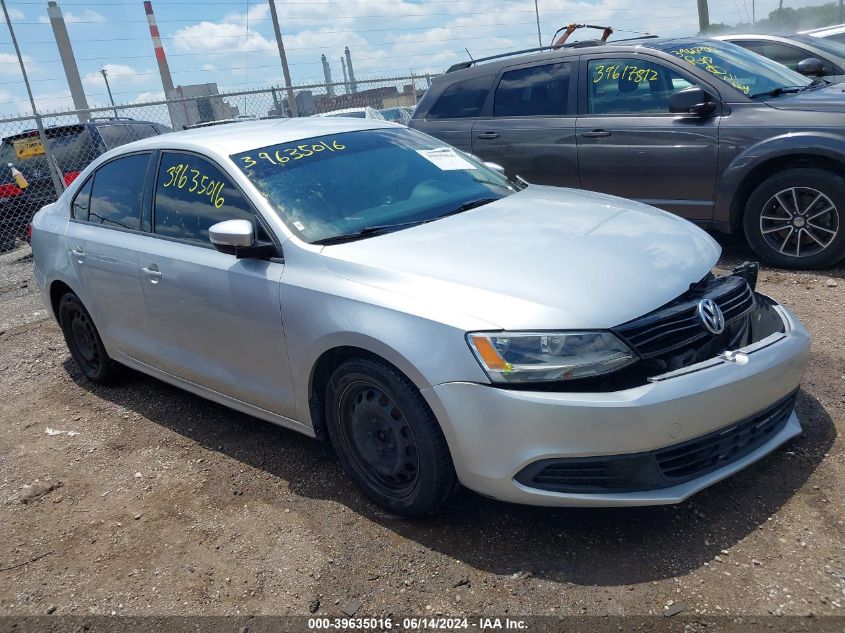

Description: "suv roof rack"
446 35 659 73
89 116 136 122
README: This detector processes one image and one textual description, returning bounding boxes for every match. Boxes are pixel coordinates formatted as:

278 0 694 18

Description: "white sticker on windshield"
416 148 477 171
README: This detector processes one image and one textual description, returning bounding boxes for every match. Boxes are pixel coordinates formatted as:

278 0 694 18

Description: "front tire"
58 292 122 384
324 357 457 517
743 167 845 269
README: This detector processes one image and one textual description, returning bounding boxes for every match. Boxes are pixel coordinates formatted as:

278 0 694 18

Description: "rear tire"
58 292 122 384
324 357 457 517
743 167 845 269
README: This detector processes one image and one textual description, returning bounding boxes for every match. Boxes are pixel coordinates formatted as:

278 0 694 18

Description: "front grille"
613 275 756 359
514 391 798 494
656 391 796 480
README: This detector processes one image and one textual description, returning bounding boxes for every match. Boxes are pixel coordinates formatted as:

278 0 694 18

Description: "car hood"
320 186 720 330
766 83 845 112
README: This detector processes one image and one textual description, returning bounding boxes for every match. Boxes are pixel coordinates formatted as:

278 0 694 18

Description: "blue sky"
0 0 826 116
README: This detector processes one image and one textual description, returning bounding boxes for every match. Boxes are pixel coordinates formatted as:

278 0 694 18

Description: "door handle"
141 264 162 284
476 132 499 140
581 129 612 138
70 247 85 262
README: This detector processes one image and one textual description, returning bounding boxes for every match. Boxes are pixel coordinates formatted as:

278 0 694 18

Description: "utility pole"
47 1 89 122
0 0 65 194
100 69 118 118
753 0 756 25
697 0 710 33
840 0 844 25
534 0 542 47
267 0 298 117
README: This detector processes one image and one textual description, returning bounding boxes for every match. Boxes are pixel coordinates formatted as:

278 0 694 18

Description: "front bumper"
421 302 810 507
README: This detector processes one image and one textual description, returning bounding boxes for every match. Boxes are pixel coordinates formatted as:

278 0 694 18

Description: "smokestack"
47 1 89 121
340 57 349 94
321 54 334 97
144 1 174 96
344 46 357 93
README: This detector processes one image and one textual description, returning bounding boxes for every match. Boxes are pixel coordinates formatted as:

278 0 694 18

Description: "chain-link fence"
0 73 437 255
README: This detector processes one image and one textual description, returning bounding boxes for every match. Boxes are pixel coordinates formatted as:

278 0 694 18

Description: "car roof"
107 117 396 157
440 37 717 78
2 118 160 143
716 33 795 40
801 23 845 37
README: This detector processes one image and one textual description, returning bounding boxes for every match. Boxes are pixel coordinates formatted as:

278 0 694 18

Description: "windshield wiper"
750 85 809 99
311 220 429 245
435 197 499 219
312 197 500 246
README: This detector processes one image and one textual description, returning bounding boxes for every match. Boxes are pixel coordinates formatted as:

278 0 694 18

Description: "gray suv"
410 37 845 269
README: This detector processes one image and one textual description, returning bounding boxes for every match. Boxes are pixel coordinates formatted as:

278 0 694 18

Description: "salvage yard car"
409 37 845 269
0 117 171 252
31 119 810 517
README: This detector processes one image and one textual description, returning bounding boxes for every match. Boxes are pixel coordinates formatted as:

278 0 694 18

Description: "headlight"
467 331 637 384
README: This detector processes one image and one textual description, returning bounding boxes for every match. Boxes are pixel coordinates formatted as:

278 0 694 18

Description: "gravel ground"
0 239 843 620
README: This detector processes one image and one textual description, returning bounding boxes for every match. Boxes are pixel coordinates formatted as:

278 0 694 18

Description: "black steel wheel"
744 167 845 269
58 292 121 383
338 381 420 496
324 356 457 517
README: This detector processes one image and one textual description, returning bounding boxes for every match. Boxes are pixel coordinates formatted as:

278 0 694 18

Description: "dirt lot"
0 239 843 620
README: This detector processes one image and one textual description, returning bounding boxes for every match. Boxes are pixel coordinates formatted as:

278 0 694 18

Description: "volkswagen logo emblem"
697 298 725 335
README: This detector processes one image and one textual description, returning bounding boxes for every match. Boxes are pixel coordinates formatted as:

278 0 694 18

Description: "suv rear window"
0 126 100 179
426 75 493 119
494 62 572 117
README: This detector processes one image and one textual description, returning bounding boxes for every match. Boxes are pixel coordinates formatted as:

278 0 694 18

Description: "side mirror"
669 86 717 116
209 219 253 252
797 57 825 77
209 219 276 259
483 161 506 175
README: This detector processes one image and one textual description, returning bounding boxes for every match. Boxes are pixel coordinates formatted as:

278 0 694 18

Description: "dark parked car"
0 117 171 250
409 37 845 268
716 33 845 83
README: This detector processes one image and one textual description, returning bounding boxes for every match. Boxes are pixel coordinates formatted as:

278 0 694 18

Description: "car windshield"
232 127 514 244
648 39 812 96
796 33 845 58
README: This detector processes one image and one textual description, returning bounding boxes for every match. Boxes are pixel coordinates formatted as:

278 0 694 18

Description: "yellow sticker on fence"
12 137 45 160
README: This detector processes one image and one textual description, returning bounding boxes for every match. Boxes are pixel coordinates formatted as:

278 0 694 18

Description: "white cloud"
82 64 152 90
0 52 33 76
0 7 24 23
172 20 276 54
134 90 165 103
38 9 105 25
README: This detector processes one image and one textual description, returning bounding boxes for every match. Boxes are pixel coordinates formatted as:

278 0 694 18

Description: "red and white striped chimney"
144 1 175 96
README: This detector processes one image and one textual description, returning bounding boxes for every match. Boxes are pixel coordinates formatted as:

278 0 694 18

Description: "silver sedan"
31 118 810 516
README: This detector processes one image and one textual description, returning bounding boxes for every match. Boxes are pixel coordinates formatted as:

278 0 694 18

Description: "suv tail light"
26 224 32 242
0 183 23 198
63 171 80 186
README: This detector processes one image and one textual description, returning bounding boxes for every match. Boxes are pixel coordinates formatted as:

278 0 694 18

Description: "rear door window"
427 75 493 119
153 151 260 244
494 62 572 117
86 153 150 230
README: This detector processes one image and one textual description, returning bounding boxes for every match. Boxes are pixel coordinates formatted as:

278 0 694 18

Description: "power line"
9 7 689 25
